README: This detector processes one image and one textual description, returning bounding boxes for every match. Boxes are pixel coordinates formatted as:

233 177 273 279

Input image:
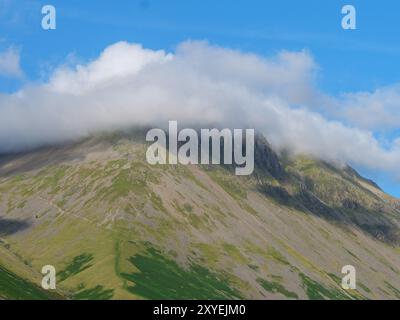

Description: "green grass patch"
121 246 244 299
300 273 349 300
72 285 114 300
58 253 94 282
257 277 298 299
0 265 60 300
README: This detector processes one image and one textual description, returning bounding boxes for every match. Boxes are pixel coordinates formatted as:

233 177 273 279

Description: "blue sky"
1 0 400 196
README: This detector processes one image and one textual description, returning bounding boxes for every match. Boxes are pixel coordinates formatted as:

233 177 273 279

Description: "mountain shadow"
0 218 30 236
258 183 400 245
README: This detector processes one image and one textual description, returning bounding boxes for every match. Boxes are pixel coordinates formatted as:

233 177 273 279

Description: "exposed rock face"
254 134 286 180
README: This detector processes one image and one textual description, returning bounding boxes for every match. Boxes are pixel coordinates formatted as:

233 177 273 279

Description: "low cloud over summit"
0 41 399 177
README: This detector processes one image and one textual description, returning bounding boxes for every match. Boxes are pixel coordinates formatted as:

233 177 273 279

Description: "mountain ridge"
0 131 399 299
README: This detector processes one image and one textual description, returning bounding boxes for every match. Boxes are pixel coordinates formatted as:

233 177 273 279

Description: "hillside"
0 131 399 300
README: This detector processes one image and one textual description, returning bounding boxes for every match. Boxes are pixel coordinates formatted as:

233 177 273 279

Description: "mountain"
0 131 399 300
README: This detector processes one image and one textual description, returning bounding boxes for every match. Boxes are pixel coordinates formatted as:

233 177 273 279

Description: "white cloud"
0 47 23 78
48 42 172 94
0 40 399 178
330 85 400 131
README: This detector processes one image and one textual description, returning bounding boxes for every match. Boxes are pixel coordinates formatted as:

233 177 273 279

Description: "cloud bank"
0 40 399 177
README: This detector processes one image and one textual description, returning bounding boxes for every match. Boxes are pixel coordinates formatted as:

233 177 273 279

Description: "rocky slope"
0 131 399 300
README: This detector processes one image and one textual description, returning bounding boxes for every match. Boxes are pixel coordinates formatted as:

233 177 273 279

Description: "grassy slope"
0 247 63 300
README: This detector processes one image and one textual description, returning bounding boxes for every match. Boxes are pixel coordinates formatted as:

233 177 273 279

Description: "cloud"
328 85 400 131
0 40 399 178
0 47 24 78
48 42 172 94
